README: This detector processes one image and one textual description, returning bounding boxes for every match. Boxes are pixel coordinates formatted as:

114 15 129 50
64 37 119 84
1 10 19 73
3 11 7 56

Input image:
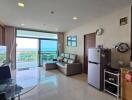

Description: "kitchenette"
87 47 132 100
87 5 132 100
103 66 132 100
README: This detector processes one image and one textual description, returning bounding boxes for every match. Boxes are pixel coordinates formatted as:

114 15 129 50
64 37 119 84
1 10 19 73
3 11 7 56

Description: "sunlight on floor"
12 67 117 100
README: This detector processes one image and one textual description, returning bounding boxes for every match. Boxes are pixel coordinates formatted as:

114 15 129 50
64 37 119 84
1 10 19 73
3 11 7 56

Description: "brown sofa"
56 53 82 76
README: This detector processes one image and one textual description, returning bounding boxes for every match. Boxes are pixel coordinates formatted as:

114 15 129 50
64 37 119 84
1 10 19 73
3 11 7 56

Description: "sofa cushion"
63 58 68 63
65 53 70 58
56 62 67 68
60 53 65 57
67 59 74 64
70 54 76 60
57 56 64 62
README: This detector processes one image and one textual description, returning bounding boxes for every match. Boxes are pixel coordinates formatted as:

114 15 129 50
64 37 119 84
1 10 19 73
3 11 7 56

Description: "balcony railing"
40 51 57 65
16 51 57 68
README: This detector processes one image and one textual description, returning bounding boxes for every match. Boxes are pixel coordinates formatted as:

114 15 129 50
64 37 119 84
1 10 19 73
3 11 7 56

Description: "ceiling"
0 0 130 32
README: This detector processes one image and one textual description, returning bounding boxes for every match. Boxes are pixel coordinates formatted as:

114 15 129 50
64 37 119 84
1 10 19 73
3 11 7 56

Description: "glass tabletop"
0 78 36 99
0 68 39 99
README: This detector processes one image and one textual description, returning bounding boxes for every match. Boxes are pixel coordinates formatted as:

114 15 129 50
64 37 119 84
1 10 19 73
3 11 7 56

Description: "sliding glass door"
16 38 39 69
39 39 58 66
16 29 58 69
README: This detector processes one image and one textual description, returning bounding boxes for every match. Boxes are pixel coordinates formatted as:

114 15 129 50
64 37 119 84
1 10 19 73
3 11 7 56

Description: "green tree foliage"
16 51 57 62
0 54 6 62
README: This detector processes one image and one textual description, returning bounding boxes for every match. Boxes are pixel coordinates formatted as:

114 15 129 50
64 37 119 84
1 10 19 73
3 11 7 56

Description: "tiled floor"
16 68 116 100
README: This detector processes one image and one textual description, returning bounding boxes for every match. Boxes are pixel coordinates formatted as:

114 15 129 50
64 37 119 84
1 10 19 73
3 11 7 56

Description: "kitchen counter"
120 67 132 71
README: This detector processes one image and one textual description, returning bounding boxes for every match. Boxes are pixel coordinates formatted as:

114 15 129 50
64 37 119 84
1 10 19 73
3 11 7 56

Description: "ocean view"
15 36 58 68
16 47 57 52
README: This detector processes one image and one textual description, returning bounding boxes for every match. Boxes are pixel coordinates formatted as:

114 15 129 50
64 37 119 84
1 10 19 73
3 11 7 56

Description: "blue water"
17 48 57 52
40 40 57 51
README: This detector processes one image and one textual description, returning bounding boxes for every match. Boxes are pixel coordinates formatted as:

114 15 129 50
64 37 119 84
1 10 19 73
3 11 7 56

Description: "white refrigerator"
88 48 111 90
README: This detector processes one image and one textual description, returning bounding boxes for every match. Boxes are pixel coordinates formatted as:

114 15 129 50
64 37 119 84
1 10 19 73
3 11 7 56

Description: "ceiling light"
73 17 79 20
21 24 25 26
18 2 25 7
50 11 55 14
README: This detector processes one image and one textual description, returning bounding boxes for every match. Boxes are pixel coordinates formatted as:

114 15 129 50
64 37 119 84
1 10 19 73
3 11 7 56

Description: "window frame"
67 36 77 47
16 29 58 67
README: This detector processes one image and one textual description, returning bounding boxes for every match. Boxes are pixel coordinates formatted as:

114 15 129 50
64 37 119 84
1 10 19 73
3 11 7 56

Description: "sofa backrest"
60 53 77 64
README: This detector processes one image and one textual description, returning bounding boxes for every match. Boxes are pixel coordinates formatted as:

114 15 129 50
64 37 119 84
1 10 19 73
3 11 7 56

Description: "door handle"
88 61 99 65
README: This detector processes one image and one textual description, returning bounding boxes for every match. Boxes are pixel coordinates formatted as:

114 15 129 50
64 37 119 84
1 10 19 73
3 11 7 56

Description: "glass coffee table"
0 78 37 100
0 68 39 100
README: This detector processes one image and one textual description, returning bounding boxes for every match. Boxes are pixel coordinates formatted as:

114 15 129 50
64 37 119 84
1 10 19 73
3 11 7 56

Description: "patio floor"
16 61 38 69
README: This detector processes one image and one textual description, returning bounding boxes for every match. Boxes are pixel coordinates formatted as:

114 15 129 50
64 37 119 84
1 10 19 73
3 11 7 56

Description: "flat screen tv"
0 46 7 66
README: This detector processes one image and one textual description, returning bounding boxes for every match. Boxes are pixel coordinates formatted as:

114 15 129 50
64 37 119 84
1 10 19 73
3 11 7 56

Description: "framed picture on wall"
67 36 77 47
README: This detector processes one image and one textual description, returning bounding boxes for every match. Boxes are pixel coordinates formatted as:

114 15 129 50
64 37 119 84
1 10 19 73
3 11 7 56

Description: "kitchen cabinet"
104 68 120 98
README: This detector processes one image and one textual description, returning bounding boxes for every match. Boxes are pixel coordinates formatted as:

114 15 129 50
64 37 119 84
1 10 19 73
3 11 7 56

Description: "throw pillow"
57 56 64 62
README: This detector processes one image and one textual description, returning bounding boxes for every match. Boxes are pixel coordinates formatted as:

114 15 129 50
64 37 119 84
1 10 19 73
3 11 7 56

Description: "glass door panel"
40 39 57 66
16 38 39 69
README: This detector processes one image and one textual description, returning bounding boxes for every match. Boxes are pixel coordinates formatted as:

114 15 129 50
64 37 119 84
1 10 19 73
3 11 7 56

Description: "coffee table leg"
18 95 20 100
11 95 20 100
11 98 15 100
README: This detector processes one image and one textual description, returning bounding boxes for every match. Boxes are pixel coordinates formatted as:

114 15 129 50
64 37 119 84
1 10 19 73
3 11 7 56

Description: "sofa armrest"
66 63 82 76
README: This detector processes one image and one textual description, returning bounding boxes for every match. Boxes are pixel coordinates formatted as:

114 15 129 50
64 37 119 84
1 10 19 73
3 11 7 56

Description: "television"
0 46 7 66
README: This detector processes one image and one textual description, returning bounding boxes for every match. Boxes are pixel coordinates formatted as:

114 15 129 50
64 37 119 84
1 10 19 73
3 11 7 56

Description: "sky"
16 38 57 51
0 46 6 53
16 38 38 49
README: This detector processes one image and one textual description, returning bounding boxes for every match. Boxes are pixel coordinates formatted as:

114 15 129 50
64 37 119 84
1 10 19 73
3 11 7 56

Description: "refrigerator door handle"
88 61 99 65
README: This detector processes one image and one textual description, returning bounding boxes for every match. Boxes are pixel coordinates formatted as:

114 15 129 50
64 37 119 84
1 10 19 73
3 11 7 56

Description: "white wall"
64 6 131 68
0 19 4 26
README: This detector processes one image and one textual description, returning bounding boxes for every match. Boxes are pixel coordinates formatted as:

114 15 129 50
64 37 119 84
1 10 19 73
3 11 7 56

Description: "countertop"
120 66 132 71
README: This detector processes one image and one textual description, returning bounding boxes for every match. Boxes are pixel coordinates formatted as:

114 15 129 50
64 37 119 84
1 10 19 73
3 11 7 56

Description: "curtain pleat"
0 26 2 45
57 32 64 55
5 26 16 69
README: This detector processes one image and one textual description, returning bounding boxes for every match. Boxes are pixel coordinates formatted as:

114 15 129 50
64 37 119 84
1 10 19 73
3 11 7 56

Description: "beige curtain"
0 26 5 45
0 26 2 45
5 26 16 69
57 32 64 55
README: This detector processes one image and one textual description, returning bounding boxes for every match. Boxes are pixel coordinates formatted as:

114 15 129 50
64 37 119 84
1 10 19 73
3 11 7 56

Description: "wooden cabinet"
121 68 132 100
